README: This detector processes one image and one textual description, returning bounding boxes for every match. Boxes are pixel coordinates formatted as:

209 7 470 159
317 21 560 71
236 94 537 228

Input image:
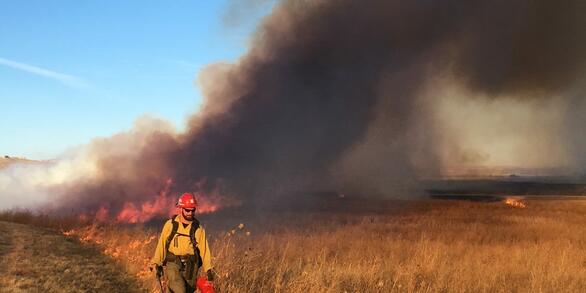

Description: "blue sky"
0 0 272 159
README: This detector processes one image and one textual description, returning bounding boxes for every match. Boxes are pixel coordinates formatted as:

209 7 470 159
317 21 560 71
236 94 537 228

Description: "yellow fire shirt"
151 216 213 273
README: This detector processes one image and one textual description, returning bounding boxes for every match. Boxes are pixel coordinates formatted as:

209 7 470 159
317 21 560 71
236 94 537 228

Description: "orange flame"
114 178 176 223
62 178 235 291
504 198 526 208
81 178 233 223
62 225 159 290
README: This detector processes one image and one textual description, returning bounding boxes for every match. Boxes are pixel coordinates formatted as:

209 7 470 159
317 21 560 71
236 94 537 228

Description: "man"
152 193 215 293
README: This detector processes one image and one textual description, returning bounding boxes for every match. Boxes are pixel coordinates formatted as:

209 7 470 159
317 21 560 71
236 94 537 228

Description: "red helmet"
177 193 197 209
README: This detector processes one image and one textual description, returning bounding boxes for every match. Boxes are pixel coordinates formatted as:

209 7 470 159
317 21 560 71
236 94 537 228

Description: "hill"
0 156 43 170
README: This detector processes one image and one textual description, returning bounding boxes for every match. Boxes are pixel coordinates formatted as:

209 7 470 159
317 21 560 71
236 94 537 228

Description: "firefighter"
152 193 215 293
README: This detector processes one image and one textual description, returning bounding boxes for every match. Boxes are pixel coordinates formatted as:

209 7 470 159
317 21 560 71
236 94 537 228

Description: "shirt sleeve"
151 220 172 266
197 226 213 272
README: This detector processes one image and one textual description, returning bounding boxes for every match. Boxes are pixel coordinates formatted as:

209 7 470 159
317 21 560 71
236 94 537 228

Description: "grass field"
1 198 585 292
207 199 586 292
0 221 141 293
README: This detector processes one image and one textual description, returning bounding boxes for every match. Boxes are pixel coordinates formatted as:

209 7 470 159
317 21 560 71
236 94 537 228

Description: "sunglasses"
183 208 196 213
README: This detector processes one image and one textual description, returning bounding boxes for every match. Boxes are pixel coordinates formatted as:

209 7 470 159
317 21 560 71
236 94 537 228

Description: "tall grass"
3 199 586 292
210 200 586 292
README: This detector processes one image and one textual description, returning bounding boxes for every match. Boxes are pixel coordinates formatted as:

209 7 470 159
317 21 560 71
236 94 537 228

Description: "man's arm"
151 220 172 266
196 226 213 273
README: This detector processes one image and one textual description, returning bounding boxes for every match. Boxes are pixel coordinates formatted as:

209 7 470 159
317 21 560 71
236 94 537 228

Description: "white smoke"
0 115 176 210
0 150 97 210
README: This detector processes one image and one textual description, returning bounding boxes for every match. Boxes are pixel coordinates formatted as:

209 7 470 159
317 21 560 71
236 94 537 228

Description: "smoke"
2 0 586 215
171 0 586 196
222 0 274 28
430 82 572 172
52 116 181 214
0 154 95 210
562 82 586 174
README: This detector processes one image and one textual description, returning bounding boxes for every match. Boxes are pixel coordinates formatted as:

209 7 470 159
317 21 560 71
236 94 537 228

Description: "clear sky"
0 0 272 159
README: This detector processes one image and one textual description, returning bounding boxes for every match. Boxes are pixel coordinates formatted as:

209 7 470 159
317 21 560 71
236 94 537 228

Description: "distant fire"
78 178 231 223
116 178 175 223
504 198 526 208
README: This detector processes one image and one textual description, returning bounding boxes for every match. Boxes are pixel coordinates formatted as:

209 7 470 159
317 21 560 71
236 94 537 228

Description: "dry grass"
209 200 586 292
2 199 586 292
62 224 159 289
0 221 142 293
0 209 83 230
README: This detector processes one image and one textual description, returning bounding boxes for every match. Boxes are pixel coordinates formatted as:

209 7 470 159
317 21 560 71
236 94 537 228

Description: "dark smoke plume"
51 0 586 215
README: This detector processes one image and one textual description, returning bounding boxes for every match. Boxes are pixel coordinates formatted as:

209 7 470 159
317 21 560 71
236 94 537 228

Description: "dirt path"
0 221 145 293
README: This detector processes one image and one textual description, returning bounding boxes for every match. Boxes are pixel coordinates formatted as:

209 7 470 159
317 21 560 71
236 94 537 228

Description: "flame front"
80 178 231 223
504 198 526 208
63 225 159 291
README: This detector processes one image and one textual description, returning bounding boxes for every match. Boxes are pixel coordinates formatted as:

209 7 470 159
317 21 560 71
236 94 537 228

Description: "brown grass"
0 221 142 293
2 199 586 292
0 209 83 230
209 200 586 292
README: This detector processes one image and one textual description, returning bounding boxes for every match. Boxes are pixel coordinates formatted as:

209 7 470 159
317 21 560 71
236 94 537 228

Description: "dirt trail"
0 221 144 293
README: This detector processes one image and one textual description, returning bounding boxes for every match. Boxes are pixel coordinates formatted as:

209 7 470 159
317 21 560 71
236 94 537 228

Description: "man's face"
182 208 195 221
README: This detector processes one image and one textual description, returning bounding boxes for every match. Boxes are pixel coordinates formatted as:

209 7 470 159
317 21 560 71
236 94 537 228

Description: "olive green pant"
166 261 198 293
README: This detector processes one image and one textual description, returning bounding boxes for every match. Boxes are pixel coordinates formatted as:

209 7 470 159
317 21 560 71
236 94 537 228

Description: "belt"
165 252 195 262
165 252 199 276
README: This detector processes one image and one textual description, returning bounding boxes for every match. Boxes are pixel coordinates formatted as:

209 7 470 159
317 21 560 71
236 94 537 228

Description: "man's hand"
206 269 215 281
154 265 164 278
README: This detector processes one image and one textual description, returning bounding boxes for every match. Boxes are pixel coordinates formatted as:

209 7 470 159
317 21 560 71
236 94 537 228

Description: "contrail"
0 57 87 89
